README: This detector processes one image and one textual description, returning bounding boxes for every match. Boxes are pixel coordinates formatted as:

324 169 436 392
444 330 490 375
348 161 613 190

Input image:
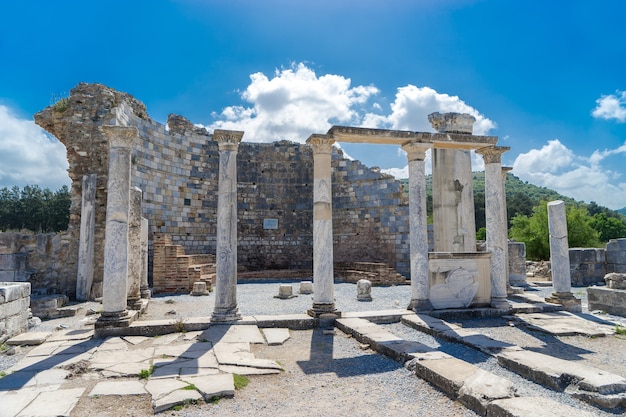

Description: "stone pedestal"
96 126 137 330
211 130 244 323
275 284 297 299
299 281 313 294
127 187 142 310
356 279 372 301
76 173 97 301
545 200 581 312
307 135 340 318
191 281 210 296
477 146 510 310
402 141 433 311
140 217 150 299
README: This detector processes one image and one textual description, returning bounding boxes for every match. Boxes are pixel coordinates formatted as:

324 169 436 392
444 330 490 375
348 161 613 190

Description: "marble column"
96 126 137 328
307 134 339 317
403 141 433 311
76 173 97 301
429 113 477 252
140 217 150 299
127 187 143 310
476 146 510 310
501 167 512 292
545 200 582 312
211 129 244 322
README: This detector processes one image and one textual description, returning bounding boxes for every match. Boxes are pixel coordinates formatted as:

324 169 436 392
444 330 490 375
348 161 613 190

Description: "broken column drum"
307 135 339 317
97 126 137 328
476 146 510 310
127 187 143 310
211 129 244 322
403 141 433 311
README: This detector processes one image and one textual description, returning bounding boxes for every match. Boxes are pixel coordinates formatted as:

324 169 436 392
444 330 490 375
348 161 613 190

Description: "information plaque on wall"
263 219 278 230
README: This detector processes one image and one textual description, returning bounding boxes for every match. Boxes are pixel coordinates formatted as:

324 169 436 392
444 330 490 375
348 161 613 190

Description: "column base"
408 298 433 312
307 303 341 318
490 297 511 310
546 292 582 313
140 287 151 299
211 307 242 323
127 297 143 311
95 310 133 329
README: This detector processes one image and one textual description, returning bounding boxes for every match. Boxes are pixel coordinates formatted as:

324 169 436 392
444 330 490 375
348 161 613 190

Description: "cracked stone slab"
153 387 203 413
0 390 39 417
151 358 196 379
46 329 94 342
487 396 598 417
218 364 282 375
6 331 51 346
514 312 614 337
261 328 290 345
15 387 85 417
150 333 182 345
121 335 150 345
96 337 129 351
145 378 188 400
89 380 147 396
182 373 235 400
9 351 93 373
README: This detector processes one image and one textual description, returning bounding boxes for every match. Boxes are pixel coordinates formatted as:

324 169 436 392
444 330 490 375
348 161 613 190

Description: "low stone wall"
0 282 31 342
569 248 606 286
607 238 626 273
587 287 626 316
508 241 526 286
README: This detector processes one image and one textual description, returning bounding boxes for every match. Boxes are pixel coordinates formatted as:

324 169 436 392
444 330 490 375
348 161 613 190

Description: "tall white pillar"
403 141 433 311
76 173 97 301
545 200 582 312
140 217 150 299
307 134 339 317
96 126 137 329
476 146 510 310
501 166 512 291
211 129 244 322
127 187 142 310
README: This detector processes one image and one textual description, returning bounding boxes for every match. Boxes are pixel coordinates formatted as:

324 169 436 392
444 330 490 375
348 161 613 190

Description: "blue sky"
1 0 626 209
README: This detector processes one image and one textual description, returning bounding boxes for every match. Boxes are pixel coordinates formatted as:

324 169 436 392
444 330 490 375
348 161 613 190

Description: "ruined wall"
35 83 410 297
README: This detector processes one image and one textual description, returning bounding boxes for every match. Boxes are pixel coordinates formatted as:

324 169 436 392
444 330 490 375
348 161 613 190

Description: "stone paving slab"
218 364 282 375
254 313 316 330
6 332 51 346
153 387 203 413
89 380 147 396
341 309 413 323
150 333 182 345
121 335 150 345
46 329 93 342
262 328 290 345
487 396 598 417
182 373 235 400
513 312 615 337
145 378 188 401
0 390 39 417
15 387 84 417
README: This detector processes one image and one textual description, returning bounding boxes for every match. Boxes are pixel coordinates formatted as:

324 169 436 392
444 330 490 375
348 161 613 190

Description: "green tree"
590 212 626 242
0 185 70 233
509 201 600 260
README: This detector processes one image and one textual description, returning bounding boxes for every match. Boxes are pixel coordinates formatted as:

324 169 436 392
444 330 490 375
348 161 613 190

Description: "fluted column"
211 129 244 322
127 187 143 310
476 146 510 310
403 141 433 311
96 126 137 329
307 134 339 317
501 166 512 292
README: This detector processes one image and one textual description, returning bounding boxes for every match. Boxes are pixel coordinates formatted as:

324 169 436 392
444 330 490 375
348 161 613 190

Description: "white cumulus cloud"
0 105 69 190
208 62 379 143
513 139 626 209
592 91 626 122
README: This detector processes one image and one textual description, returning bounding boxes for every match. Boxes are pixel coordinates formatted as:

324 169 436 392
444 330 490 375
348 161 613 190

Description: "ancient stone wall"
569 248 606 286
35 83 410 297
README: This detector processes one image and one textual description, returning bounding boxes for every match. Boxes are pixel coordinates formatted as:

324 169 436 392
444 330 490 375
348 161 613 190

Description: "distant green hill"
618 207 626 216
399 172 621 230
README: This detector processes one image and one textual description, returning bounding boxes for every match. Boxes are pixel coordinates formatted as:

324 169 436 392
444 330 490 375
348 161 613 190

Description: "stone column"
307 134 339 317
140 217 150 299
76 173 97 301
96 126 137 329
502 166 512 292
211 129 244 322
545 200 582 312
127 187 142 310
402 141 433 311
476 146 510 310
429 113 477 252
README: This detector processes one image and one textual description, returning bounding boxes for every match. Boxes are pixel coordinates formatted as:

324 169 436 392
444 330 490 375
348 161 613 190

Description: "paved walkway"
1 298 625 416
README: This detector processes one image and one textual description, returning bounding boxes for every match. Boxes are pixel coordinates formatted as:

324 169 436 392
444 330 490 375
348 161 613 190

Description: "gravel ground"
2 281 626 416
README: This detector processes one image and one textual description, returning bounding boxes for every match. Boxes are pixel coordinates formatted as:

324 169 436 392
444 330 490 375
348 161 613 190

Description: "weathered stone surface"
487 397 598 417
605 272 626 289
182 373 235 399
587 286 626 317
15 387 84 417
6 331 51 346
356 279 372 301
513 312 614 337
89 380 147 396
262 328 290 345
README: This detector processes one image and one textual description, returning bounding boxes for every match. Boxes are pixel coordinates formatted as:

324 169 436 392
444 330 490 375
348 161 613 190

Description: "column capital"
307 134 335 154
214 129 244 151
476 146 510 164
402 141 432 162
101 126 139 148
428 112 476 134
